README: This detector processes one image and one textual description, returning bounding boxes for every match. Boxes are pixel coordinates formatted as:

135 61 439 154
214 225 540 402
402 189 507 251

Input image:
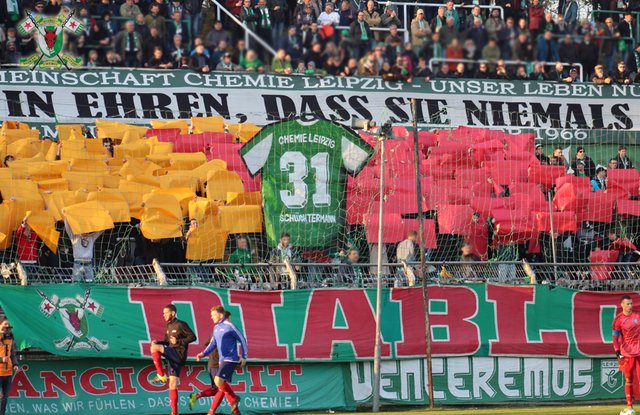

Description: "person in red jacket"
14 217 38 263
528 0 545 39
613 295 640 410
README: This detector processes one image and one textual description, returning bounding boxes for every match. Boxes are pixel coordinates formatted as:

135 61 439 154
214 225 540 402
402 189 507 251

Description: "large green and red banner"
7 356 624 414
0 284 627 361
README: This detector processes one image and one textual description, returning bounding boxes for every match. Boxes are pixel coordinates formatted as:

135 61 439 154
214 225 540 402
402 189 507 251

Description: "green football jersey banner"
240 119 374 248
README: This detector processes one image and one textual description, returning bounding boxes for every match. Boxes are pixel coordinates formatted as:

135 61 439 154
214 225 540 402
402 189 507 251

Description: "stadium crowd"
1 0 640 82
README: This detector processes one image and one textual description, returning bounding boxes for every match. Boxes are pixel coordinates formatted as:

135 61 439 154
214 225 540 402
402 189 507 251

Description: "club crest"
17 9 84 70
37 288 108 352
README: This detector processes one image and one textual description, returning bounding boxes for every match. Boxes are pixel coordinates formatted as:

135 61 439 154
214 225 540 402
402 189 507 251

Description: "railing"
6 261 640 291
428 57 585 80
213 0 277 58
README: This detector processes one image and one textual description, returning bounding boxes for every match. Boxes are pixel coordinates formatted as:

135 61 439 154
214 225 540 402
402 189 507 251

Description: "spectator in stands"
228 235 255 278
542 12 558 34
93 0 117 17
169 34 187 66
340 248 365 287
281 26 303 61
591 167 607 191
552 146 570 171
102 138 114 157
562 67 580 83
240 0 258 32
548 62 566 81
380 3 401 29
618 12 635 65
498 17 517 60
578 33 599 81
435 62 454 78
609 158 618 169
628 43 640 81
233 39 248 64
272 48 293 73
514 65 528 80
216 52 241 71
211 40 229 68
384 25 403 62
608 230 638 263
535 144 549 164
599 18 617 72
397 230 418 262
612 61 632 84
414 57 433 79
445 38 463 71
15 217 39 264
63 218 103 283
145 27 165 63
135 13 150 39
101 12 119 38
571 146 596 178
339 0 356 26
304 40 323 64
474 62 491 78
513 32 534 62
485 8 504 40
440 17 460 47
536 30 560 62
444 1 460 30
411 9 431 53
460 242 483 279
166 12 189 50
145 3 167 38
467 18 488 59
114 20 143 68
103 49 122 67
256 0 274 57
465 6 483 29
563 0 579 31
270 232 301 283
591 64 612 84
351 10 373 59
85 50 100 67
189 44 211 72
89 18 112 47
146 46 173 69
363 0 381 40
616 145 634 169
357 49 379 75
296 2 318 27
167 0 186 19
431 7 446 33
528 0 545 39
241 49 265 72
121 0 142 21
558 34 578 64
318 2 340 28
302 22 322 51
482 38 501 69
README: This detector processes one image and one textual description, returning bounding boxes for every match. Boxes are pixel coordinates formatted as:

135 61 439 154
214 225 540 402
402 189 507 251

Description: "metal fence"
4 260 640 291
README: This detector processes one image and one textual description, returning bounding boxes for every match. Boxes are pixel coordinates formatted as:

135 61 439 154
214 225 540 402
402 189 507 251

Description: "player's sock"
197 387 218 399
219 382 237 400
208 389 225 414
151 351 165 377
625 381 633 407
170 389 178 415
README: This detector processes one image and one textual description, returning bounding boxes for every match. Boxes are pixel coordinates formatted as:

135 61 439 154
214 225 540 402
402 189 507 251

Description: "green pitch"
320 404 625 415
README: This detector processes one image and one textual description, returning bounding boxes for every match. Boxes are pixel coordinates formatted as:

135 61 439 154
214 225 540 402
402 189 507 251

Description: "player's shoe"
188 392 198 410
150 374 168 385
230 398 241 415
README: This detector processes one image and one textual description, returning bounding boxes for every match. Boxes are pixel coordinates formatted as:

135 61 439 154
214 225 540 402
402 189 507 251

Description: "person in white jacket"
63 219 104 283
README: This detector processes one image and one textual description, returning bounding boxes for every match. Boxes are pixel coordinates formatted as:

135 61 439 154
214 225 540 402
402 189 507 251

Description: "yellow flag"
7 138 40 159
63 201 115 234
186 222 228 261
69 158 110 173
168 152 206 170
119 158 162 177
140 193 183 239
152 187 195 216
192 159 227 182
218 205 263 234
25 210 60 254
56 124 83 141
191 116 225 134
86 189 131 222
114 141 150 159
119 180 155 219
43 190 87 221
0 202 19 249
150 119 189 134
37 178 69 192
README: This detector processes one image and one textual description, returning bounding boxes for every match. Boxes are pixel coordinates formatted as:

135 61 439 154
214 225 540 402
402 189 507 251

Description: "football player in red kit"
613 295 640 409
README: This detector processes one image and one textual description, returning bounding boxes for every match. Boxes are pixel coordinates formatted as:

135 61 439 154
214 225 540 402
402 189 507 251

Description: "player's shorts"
216 361 237 382
207 367 218 386
163 346 184 377
619 356 640 382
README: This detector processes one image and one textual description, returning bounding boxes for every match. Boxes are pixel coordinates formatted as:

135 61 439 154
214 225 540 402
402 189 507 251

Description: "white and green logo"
17 10 84 70
600 360 623 394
